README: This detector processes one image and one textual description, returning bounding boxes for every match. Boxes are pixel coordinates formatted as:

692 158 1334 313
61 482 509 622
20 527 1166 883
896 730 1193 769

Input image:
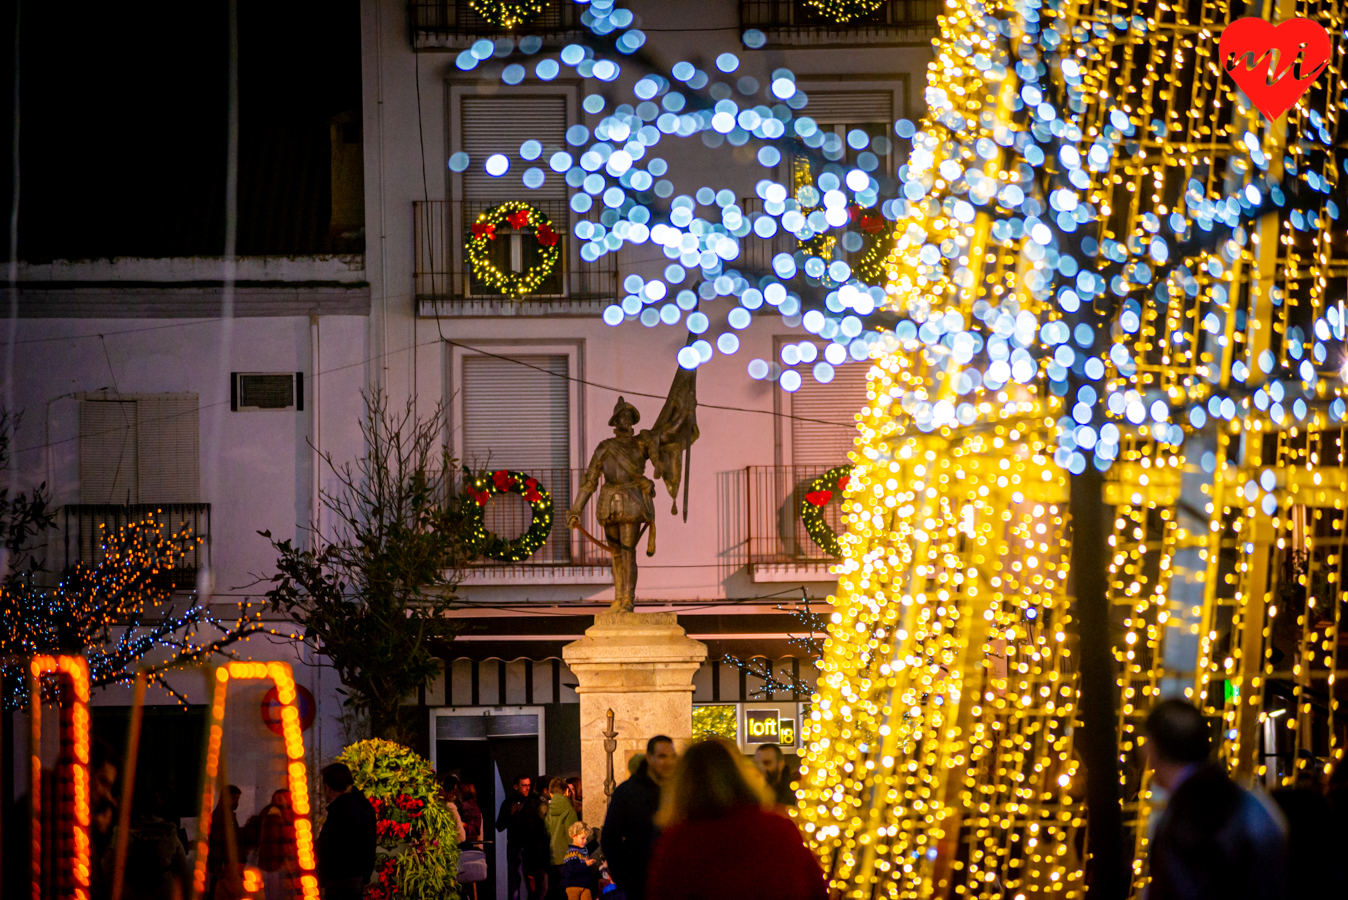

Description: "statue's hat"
609 397 641 427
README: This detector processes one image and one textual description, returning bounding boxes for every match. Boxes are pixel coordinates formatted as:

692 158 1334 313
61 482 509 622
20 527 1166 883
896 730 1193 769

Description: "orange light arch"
190 661 320 900
27 655 92 900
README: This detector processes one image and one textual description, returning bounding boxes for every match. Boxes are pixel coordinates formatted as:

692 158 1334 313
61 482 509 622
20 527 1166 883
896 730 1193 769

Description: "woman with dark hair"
645 739 826 900
459 782 485 843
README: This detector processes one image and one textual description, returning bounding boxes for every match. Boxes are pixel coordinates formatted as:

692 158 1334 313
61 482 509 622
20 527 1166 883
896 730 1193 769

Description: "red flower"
474 490 490 506
506 209 532 229
805 490 833 507
471 221 496 241
525 477 538 488
524 489 542 503
492 470 516 490
859 214 885 234
536 224 558 247
837 476 850 491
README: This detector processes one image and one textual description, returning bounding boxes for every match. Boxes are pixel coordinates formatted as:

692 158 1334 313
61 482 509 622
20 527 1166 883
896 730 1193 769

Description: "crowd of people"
39 697 1348 900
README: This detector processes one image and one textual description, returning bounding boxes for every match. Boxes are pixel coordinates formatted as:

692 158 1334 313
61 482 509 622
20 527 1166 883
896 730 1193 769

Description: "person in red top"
645 738 828 900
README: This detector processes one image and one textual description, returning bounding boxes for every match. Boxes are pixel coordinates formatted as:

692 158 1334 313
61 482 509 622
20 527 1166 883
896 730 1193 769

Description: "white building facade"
7 1 933 891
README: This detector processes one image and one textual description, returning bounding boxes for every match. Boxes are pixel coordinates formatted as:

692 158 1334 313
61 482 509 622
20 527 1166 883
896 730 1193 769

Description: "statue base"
562 610 707 825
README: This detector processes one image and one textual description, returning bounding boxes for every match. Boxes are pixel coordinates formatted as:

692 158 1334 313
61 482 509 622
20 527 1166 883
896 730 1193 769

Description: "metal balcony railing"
745 465 848 565
739 0 939 45
415 200 618 313
465 467 610 568
62 504 211 590
410 0 584 50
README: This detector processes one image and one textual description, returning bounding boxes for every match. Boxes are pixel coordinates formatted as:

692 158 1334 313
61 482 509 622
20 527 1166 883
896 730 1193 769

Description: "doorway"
431 707 546 900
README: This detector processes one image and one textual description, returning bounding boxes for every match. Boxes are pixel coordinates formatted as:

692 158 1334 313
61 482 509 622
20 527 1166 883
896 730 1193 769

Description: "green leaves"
261 393 476 740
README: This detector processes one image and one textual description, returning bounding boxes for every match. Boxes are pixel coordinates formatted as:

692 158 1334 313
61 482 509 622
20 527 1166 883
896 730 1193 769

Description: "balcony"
63 504 210 590
410 0 584 51
461 468 612 585
739 0 938 47
745 465 845 583
415 200 618 318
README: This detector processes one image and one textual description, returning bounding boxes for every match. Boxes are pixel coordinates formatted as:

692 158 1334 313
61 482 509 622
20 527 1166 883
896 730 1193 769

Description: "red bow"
492 470 516 491
805 490 833 507
838 476 850 491
506 209 532 229
471 221 496 241
536 224 558 247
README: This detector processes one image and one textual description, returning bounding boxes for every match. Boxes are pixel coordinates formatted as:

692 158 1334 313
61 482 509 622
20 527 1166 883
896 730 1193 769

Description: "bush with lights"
463 469 553 562
803 0 885 23
466 201 559 299
799 466 852 558
337 739 460 900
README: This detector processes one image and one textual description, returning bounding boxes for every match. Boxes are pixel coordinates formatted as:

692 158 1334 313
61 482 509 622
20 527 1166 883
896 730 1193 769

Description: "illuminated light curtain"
798 0 1348 895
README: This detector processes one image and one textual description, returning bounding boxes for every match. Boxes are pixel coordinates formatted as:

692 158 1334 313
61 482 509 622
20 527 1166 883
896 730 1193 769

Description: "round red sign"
261 684 316 736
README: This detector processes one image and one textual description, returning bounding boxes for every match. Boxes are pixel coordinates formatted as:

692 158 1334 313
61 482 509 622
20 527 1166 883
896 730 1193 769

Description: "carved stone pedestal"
562 610 707 825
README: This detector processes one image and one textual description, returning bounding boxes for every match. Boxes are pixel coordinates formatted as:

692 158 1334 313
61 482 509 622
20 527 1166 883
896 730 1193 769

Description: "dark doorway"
438 734 540 900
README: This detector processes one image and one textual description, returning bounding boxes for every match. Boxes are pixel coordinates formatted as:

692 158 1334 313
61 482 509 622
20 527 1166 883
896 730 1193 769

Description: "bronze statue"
566 364 699 612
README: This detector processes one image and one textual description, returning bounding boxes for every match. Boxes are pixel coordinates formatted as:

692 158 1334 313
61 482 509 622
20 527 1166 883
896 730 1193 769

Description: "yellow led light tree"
798 0 1348 896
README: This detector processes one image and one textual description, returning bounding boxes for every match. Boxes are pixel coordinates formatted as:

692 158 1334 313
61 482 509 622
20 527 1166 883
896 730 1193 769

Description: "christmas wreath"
464 469 554 562
803 0 885 23
466 201 560 299
336 739 460 900
469 0 545 29
800 466 852 557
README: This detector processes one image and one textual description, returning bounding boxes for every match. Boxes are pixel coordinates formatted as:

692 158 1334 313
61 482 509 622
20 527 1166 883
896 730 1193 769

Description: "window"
786 348 867 467
797 91 895 173
455 351 576 563
79 394 200 504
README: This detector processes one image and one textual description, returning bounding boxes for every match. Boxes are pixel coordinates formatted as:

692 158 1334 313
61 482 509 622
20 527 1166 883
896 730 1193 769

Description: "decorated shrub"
336 739 460 900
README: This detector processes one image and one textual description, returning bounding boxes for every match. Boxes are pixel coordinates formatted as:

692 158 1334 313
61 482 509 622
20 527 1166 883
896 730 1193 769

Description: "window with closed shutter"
79 395 200 504
796 91 895 172
790 355 867 467
460 96 568 201
460 355 572 562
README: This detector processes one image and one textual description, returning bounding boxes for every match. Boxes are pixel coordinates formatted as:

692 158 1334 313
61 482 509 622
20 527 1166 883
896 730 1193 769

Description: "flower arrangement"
335 739 459 900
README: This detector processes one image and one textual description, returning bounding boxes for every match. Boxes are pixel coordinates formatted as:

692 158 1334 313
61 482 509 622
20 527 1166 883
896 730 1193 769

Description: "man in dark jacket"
601 735 677 900
1144 700 1288 900
316 762 377 900
498 775 533 900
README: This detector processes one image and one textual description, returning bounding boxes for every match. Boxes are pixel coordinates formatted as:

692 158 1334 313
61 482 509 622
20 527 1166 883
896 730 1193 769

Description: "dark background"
0 0 364 261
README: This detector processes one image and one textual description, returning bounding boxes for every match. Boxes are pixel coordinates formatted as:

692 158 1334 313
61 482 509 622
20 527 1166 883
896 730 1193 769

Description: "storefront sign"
745 709 780 743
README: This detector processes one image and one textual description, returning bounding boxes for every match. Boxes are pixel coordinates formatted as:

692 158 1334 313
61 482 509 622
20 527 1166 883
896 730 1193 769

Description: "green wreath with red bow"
466 201 560 299
464 469 554 562
800 466 852 557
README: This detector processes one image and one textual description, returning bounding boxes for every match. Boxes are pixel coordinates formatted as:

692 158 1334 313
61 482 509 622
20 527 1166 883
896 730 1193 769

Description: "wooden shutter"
802 91 893 125
80 400 138 504
137 396 200 503
790 356 868 467
460 96 568 200
461 355 570 470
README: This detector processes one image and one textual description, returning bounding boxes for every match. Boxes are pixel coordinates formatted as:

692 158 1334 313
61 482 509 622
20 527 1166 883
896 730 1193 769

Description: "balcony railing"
63 504 210 590
465 468 610 569
415 200 618 316
740 0 939 45
410 0 584 50
745 465 848 566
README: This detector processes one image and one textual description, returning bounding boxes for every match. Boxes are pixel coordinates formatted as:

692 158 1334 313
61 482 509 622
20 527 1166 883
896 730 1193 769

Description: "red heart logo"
805 489 833 507
1218 17 1330 121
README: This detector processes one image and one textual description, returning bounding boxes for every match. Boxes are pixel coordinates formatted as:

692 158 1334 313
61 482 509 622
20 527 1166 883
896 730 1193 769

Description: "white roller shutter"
790 356 868 467
801 91 893 125
461 355 570 470
460 96 568 200
79 395 199 504
80 400 138 504
137 396 200 503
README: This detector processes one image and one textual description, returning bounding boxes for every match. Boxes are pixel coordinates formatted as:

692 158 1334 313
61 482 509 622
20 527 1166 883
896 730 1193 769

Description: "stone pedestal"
562 610 707 826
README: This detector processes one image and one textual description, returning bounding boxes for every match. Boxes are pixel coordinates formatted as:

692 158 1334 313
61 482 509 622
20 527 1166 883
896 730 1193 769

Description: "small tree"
260 393 475 741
